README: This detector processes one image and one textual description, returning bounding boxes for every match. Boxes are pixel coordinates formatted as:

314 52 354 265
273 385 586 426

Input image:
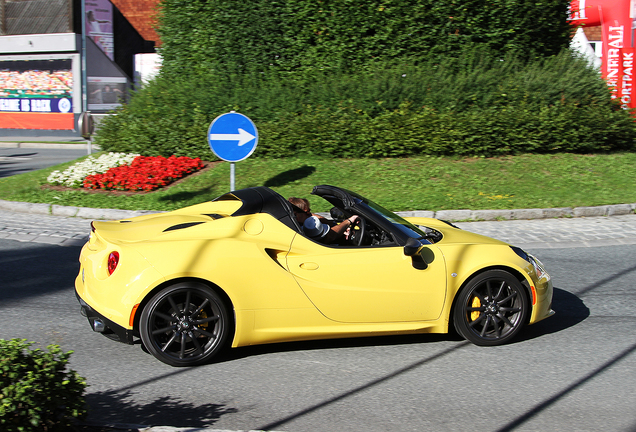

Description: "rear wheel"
139 282 230 366
453 270 528 346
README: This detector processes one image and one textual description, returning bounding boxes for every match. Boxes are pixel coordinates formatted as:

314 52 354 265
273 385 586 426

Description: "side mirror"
404 238 435 270
404 237 424 257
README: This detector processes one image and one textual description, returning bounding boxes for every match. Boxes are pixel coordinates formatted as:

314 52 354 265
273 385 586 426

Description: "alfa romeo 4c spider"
76 185 554 366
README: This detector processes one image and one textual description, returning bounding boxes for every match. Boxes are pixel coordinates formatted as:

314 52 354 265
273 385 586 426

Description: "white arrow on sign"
209 128 255 147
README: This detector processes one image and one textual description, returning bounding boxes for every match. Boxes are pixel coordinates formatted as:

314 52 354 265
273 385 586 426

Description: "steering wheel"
350 217 366 246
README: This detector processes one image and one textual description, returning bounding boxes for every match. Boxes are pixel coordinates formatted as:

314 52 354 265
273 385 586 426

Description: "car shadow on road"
214 332 462 365
516 287 589 343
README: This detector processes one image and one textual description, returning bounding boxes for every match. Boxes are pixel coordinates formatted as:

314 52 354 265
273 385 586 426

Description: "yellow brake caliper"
470 297 481 321
198 310 208 331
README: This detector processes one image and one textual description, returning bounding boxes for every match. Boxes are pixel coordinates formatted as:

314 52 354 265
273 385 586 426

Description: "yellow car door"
286 235 447 323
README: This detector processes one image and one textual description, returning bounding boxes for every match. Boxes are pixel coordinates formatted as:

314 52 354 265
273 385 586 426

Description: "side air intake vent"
163 222 205 232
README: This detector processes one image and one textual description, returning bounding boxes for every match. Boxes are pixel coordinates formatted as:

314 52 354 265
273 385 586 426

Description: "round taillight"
107 252 119 275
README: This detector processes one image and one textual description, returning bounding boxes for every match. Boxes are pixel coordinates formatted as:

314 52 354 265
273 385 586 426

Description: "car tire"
139 282 231 366
453 270 528 346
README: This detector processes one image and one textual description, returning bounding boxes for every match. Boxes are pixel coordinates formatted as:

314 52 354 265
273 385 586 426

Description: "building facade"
0 0 155 137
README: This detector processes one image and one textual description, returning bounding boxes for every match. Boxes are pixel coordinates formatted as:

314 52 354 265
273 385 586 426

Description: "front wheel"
139 282 231 366
453 270 528 346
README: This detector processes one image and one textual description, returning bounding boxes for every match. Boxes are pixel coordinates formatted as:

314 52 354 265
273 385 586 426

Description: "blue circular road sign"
207 112 258 162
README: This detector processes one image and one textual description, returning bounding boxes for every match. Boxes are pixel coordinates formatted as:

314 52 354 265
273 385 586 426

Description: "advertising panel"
88 76 127 111
85 0 115 61
0 58 75 130
569 0 636 109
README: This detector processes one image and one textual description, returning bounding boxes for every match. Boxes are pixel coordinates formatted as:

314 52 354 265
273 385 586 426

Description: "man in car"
288 197 359 244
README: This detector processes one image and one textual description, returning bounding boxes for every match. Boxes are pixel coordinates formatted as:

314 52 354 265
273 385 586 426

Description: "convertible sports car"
76 185 554 366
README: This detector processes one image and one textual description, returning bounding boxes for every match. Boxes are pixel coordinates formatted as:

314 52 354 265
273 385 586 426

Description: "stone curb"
1 199 634 221
0 142 98 150
0 200 160 220
395 203 636 221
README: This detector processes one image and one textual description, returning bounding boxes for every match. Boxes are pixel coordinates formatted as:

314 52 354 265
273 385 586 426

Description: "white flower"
47 152 140 187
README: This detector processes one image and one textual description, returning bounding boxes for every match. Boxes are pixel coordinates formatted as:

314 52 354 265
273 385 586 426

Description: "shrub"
157 0 573 76
94 51 636 158
256 101 636 158
0 339 87 432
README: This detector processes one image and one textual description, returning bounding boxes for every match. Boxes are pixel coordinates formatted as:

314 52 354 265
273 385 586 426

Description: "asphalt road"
1 237 635 432
0 147 89 178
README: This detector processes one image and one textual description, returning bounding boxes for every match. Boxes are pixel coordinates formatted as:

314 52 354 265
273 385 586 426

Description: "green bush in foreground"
0 339 87 432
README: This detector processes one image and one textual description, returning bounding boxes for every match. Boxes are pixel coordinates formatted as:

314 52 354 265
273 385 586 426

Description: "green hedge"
157 0 573 75
97 0 618 159
97 99 636 159
0 339 86 432
95 51 636 158
257 101 636 158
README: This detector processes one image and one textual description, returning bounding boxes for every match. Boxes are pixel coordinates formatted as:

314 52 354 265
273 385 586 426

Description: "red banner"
570 0 636 109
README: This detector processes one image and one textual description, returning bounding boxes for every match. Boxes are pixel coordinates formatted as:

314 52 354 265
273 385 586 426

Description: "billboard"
88 76 127 111
85 0 115 61
0 58 75 129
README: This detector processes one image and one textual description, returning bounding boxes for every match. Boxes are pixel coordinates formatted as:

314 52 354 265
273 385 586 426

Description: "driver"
288 197 359 244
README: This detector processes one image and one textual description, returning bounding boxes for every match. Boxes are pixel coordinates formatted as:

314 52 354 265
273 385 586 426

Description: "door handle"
299 262 319 270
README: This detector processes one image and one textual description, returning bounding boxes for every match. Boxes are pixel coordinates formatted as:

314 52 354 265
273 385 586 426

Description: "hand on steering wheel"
349 216 366 246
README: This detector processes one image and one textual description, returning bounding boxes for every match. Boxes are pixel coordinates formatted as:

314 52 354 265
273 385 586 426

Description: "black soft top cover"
213 187 302 232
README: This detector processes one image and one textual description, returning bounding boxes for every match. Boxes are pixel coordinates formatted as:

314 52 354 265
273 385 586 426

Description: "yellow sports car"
75 185 554 366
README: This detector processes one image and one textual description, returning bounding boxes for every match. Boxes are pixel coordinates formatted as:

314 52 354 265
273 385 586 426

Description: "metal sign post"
207 111 258 191
230 162 236 191
81 0 88 113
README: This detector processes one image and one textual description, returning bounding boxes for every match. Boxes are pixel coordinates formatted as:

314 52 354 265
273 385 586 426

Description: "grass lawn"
1 153 635 213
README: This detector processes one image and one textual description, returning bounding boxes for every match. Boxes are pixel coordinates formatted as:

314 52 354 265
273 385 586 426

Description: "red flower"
82 155 204 191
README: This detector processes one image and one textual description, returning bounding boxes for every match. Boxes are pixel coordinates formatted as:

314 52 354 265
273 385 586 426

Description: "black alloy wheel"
139 282 231 366
453 270 529 346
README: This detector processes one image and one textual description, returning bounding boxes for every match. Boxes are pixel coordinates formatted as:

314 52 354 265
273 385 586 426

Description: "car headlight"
529 254 550 282
510 246 551 282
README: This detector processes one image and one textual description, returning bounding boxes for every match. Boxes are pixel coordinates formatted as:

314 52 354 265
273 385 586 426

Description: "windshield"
353 197 427 240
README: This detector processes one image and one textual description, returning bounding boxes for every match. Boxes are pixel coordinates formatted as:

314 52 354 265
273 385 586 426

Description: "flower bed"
83 155 204 191
47 152 139 187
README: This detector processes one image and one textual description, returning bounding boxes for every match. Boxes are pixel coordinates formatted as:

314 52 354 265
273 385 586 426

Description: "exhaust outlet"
92 319 106 333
